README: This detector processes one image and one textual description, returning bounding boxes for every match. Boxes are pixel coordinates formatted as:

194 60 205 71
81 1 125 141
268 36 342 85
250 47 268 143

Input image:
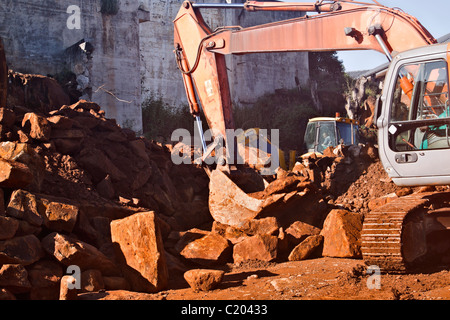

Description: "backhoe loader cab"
304 116 360 154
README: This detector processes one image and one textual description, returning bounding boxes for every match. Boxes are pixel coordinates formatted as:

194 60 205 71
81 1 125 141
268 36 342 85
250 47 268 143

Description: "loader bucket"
209 169 266 227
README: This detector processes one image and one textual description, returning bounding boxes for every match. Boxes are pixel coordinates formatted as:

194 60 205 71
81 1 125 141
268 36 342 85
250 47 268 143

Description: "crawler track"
361 193 435 272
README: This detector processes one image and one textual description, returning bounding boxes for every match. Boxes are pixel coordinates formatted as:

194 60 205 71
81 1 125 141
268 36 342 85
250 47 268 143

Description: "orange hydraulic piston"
399 76 414 100
244 1 342 12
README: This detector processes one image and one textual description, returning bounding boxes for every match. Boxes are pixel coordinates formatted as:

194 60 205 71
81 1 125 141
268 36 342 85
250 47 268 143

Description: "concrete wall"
139 0 309 109
1 0 309 133
0 0 145 132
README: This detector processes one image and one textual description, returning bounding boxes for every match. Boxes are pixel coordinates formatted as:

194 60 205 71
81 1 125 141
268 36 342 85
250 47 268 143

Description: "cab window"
389 60 450 151
318 122 336 153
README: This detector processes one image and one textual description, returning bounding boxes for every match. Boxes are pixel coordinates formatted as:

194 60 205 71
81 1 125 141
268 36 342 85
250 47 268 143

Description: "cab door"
378 50 450 186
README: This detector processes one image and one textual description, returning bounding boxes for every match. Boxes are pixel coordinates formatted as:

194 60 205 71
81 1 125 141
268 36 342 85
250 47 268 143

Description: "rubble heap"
0 72 212 299
0 71 419 300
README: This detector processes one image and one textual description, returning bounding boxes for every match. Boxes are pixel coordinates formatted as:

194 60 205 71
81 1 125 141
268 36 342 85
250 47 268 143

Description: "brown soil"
81 257 450 300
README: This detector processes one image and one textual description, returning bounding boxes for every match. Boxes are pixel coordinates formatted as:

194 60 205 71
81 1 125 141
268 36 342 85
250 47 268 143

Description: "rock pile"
0 71 399 299
0 73 211 299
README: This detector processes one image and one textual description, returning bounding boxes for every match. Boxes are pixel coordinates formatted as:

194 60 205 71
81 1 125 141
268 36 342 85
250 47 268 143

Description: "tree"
308 52 347 115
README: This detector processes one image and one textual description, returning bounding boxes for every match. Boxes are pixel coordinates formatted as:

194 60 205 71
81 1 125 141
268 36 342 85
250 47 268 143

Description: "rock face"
110 211 168 293
321 209 363 258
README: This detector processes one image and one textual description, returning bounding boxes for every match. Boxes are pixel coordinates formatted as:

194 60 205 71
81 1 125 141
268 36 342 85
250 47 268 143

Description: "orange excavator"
174 1 450 271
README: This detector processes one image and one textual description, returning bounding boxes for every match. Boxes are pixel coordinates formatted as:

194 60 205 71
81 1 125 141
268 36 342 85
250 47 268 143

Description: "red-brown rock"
81 269 105 293
0 264 31 294
179 233 232 266
28 260 63 300
285 220 321 246
233 234 278 263
0 159 33 189
321 209 363 258
41 232 119 276
22 112 51 141
110 211 168 293
184 269 225 292
288 234 323 261
0 216 19 240
0 235 43 265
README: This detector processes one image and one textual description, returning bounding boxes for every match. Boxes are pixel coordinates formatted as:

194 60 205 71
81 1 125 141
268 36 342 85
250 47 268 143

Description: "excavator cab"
377 43 450 187
304 116 360 154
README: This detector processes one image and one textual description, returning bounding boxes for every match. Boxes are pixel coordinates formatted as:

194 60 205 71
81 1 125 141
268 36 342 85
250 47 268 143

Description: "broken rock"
42 232 119 276
28 260 63 300
0 216 19 240
22 112 51 141
285 220 321 246
233 234 278 263
288 235 323 261
0 159 33 189
180 233 232 267
0 234 43 265
42 201 79 233
7 190 43 226
321 209 363 258
0 264 31 294
184 269 225 292
110 211 168 293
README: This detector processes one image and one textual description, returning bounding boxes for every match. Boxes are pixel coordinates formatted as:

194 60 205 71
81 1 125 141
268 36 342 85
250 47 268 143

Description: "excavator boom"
173 1 436 142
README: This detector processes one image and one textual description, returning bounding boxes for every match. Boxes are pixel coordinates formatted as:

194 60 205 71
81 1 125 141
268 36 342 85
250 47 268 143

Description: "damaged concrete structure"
0 0 309 133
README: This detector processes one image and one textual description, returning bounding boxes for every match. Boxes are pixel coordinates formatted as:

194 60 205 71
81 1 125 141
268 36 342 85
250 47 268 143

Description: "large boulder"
320 209 363 258
110 211 168 293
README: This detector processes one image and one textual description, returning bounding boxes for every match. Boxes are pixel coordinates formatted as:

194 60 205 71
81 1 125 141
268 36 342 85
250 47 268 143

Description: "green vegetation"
141 94 194 141
141 52 349 153
232 88 319 152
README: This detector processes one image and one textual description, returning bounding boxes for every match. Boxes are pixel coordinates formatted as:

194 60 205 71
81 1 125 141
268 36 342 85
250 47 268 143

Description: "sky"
286 0 450 72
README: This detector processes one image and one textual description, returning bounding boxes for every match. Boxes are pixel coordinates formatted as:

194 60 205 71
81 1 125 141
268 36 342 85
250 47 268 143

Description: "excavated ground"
81 258 450 300
81 159 450 301
3 71 450 302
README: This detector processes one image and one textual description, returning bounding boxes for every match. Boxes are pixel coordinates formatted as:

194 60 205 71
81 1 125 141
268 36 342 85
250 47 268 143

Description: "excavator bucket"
209 169 265 227
0 38 7 108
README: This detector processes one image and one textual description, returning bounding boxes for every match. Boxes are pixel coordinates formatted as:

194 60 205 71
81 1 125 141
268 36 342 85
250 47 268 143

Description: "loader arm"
173 0 436 148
